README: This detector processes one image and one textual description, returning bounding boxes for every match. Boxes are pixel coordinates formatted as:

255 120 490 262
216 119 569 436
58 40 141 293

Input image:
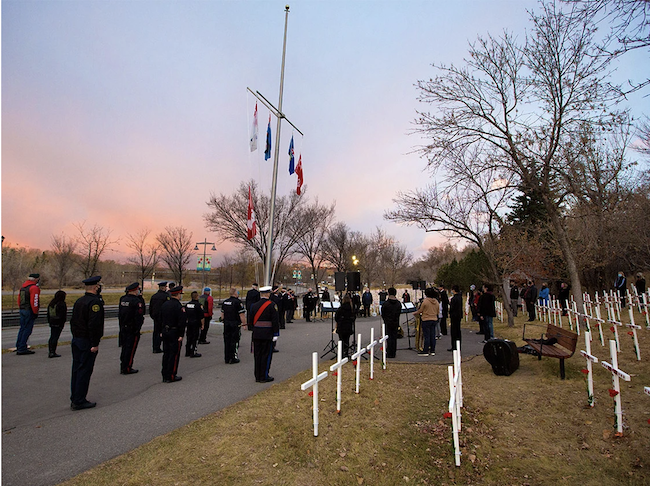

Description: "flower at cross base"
580 369 589 374
610 326 616 333
608 388 619 398
444 412 453 419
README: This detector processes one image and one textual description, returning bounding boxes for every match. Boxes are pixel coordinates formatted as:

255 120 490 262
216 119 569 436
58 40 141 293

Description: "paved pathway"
2 314 486 485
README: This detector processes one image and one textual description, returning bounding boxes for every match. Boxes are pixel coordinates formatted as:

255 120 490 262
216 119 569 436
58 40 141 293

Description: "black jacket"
47 301 67 327
161 299 186 338
449 293 463 321
70 293 104 347
149 290 169 321
335 302 355 336
381 297 402 329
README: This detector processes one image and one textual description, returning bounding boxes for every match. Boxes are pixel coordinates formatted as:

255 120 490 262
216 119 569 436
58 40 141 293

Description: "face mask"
97 285 103 295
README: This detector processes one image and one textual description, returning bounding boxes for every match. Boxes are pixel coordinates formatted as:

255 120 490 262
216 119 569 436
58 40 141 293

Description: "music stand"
320 301 340 358
398 302 417 350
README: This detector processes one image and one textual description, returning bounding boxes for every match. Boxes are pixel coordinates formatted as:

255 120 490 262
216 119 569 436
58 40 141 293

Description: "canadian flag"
247 185 257 240
295 154 303 195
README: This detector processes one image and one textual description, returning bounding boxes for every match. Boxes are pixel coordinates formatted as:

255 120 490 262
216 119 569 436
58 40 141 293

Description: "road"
2 313 484 485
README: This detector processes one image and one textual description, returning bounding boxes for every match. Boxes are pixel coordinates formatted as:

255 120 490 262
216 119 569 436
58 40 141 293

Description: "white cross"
580 330 599 407
601 340 631 435
300 352 328 437
571 301 581 335
593 304 605 346
329 341 348 415
378 323 388 370
366 327 378 381
350 333 366 394
626 305 642 361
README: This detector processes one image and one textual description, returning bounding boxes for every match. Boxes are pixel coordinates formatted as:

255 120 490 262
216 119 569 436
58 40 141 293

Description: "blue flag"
264 115 272 161
288 136 295 174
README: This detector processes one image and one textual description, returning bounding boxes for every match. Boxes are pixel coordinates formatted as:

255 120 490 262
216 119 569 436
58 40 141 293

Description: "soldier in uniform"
221 287 246 364
245 283 261 330
271 285 285 330
248 286 279 382
160 286 186 383
118 282 145 374
184 291 204 358
69 276 104 410
149 281 169 353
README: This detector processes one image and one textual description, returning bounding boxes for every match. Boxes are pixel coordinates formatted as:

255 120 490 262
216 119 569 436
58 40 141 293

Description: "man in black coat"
160 286 186 383
478 284 497 342
149 281 169 353
221 287 246 364
448 285 463 351
245 283 261 330
381 288 402 359
524 280 538 322
70 276 104 410
438 286 449 336
118 282 145 375
248 286 280 382
184 291 204 358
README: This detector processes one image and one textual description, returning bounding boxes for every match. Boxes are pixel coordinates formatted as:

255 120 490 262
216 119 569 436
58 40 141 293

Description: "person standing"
378 288 388 306
198 287 214 344
16 273 41 355
538 282 550 306
302 289 314 322
70 276 104 410
524 280 538 321
413 287 440 356
448 285 463 351
438 285 449 336
558 281 570 316
47 290 67 358
478 284 496 342
635 273 646 297
402 289 411 303
149 281 169 353
284 289 296 323
271 285 285 330
118 282 145 374
160 286 186 383
221 287 246 364
248 286 279 382
362 288 373 317
334 294 355 357
509 281 519 317
381 287 402 359
184 291 204 358
614 271 627 307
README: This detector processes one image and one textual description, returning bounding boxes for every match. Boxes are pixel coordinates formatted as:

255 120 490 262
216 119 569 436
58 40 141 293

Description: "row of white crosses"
446 341 463 466
300 324 389 437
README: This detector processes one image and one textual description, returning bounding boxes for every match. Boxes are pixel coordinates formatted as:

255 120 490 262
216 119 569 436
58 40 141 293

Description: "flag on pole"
247 185 257 240
264 114 272 160
296 154 304 195
288 135 295 174
249 103 258 152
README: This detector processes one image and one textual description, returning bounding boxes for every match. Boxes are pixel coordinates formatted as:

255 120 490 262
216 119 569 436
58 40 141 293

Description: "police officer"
221 287 246 364
248 286 279 382
160 285 186 383
70 276 104 410
149 281 169 353
118 282 145 374
184 291 203 358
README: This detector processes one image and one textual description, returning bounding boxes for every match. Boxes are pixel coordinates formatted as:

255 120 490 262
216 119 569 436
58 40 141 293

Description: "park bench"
522 323 578 379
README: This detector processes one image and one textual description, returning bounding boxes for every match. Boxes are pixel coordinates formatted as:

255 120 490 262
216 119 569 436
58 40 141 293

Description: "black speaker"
411 280 419 290
334 272 346 292
346 271 361 292
419 280 426 290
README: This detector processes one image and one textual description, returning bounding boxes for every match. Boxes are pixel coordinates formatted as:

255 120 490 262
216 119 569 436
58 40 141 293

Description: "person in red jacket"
198 287 214 344
16 273 41 355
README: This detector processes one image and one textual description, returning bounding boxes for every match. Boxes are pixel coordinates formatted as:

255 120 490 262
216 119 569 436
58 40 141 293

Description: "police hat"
157 281 168 287
83 276 102 286
126 282 140 292
170 286 183 295
29 273 40 279
259 285 272 293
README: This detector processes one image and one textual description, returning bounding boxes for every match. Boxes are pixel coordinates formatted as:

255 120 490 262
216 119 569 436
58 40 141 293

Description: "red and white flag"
247 185 257 240
249 103 258 152
295 154 304 195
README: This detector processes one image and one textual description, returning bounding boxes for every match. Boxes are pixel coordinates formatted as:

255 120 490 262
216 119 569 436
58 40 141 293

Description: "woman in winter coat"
47 290 67 358
335 294 355 357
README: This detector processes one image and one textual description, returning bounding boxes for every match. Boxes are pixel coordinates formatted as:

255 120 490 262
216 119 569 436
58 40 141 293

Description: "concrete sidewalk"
2 314 486 485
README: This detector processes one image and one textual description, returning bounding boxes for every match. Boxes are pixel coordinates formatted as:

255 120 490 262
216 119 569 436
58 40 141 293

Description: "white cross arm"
601 361 631 381
301 371 328 390
378 335 388 345
366 340 378 352
329 358 348 372
607 319 622 326
351 348 366 361
626 323 642 330
580 350 599 363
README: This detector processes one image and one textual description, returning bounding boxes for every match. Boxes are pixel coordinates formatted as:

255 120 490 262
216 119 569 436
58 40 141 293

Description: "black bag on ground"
483 339 519 376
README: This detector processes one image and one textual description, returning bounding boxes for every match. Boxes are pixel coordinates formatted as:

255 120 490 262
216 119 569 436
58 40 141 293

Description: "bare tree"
404 2 629 317
50 233 77 288
156 226 193 285
204 180 314 282
126 229 159 289
321 222 364 273
74 222 117 278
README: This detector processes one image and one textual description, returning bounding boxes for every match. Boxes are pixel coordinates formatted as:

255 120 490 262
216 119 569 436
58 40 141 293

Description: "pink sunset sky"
2 1 648 264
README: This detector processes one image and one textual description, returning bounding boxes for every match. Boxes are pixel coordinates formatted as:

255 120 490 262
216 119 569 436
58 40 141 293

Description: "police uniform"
70 276 104 410
160 287 186 383
118 282 145 374
248 287 280 382
221 295 245 364
184 296 204 358
149 282 169 353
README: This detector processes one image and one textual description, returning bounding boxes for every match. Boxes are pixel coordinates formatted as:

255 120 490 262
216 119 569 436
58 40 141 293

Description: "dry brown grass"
62 313 650 486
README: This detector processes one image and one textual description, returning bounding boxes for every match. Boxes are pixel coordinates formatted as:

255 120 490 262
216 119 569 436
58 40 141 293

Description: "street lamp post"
195 238 216 289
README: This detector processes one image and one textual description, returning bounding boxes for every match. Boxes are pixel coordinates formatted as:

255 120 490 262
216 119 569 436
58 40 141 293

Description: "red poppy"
332 371 338 377
353 360 358 366
628 331 634 336
444 412 453 419
608 389 619 397
308 391 314 397
580 369 590 374
610 326 616 333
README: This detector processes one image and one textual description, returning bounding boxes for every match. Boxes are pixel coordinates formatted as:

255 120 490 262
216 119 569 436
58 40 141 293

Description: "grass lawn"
61 311 650 485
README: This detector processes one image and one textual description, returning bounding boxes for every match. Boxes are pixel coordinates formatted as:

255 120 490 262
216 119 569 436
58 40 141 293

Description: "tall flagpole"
264 4 290 286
